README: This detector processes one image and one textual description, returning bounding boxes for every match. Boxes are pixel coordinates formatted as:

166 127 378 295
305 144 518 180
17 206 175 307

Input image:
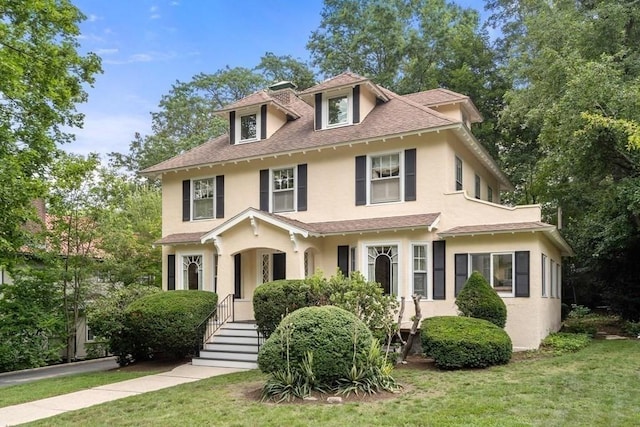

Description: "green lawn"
0 370 162 409
26 340 640 426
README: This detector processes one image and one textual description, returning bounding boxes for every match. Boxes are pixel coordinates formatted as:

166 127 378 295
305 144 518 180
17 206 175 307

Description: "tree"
256 52 317 90
0 0 101 263
487 0 640 319
307 0 509 155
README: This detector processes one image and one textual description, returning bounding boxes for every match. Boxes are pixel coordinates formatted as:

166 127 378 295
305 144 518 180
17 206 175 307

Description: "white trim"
367 150 404 205
411 242 430 300
176 251 205 291
235 110 261 144
361 240 402 297
270 165 297 213
323 90 352 129
190 176 217 221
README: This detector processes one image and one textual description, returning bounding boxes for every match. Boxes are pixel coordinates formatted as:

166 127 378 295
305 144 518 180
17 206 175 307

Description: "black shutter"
297 164 307 211
355 155 366 206
515 251 530 297
167 254 175 291
234 253 242 299
229 111 236 145
260 104 267 139
260 169 269 211
216 175 224 218
405 148 416 201
273 253 286 280
182 180 190 221
454 253 468 296
315 93 322 130
337 245 349 276
353 85 360 124
432 241 446 300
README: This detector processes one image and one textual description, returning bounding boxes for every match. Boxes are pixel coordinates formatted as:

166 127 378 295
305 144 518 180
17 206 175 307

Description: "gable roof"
404 88 483 123
298 71 389 102
215 90 301 119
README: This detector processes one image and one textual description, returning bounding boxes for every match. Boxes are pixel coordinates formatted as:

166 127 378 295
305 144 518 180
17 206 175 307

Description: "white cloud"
150 14 161 20
103 51 177 65
95 48 119 55
87 14 99 22
65 114 152 158
170 1 180 6
150 5 159 12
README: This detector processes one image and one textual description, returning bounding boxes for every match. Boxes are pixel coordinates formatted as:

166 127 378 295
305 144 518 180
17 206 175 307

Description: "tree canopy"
0 0 101 263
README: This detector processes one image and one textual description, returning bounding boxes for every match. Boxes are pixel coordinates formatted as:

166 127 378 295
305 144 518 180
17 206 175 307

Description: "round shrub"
253 279 313 338
456 271 507 328
125 290 217 360
258 306 374 384
421 316 512 369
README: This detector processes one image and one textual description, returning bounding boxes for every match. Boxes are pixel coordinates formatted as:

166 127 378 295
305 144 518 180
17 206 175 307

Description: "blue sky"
70 0 487 159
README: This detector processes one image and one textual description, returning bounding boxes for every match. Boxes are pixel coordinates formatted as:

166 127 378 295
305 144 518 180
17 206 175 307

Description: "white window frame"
270 166 297 213
367 150 404 205
178 252 204 290
556 262 562 299
475 174 481 199
191 176 217 221
541 254 548 297
323 90 352 129
258 251 272 284
362 242 401 297
350 246 357 273
455 156 463 191
469 252 516 297
550 259 556 298
488 186 493 203
412 242 429 300
235 110 261 143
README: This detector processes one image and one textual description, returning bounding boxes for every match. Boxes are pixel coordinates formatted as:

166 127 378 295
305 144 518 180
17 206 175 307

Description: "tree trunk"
400 294 422 363
395 296 406 345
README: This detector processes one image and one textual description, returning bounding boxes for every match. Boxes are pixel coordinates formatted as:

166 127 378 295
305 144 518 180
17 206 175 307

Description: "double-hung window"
413 244 428 298
475 174 481 199
470 252 515 296
240 113 257 141
541 254 548 297
370 153 401 204
272 167 295 213
455 156 463 191
193 178 215 219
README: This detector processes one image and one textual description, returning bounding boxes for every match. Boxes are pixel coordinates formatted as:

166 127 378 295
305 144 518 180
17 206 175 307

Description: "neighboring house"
141 73 572 350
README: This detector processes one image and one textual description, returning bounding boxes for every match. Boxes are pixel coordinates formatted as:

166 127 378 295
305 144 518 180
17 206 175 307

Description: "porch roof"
306 213 441 235
154 232 204 245
438 221 574 256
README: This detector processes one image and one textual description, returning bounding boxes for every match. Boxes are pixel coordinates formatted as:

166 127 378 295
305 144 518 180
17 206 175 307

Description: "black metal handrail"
194 293 234 356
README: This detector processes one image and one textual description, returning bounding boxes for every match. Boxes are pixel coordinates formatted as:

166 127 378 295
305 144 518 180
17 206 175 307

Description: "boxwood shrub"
456 271 507 328
258 306 374 384
253 279 320 338
421 316 512 369
124 290 217 361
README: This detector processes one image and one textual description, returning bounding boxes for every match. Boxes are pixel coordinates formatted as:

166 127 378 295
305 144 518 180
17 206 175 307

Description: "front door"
368 245 398 295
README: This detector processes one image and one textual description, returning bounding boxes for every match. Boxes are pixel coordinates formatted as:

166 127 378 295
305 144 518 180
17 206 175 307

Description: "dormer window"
240 113 257 141
328 95 348 126
323 91 352 128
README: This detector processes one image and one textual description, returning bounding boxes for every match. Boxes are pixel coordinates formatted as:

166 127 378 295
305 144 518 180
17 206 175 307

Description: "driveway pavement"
0 358 119 389
0 363 246 426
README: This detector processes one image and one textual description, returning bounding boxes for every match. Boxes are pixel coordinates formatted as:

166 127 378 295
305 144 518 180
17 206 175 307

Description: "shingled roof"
404 88 483 123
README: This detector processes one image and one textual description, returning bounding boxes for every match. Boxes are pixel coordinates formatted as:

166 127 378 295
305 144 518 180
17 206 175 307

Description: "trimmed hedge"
258 306 374 384
456 271 507 328
125 290 217 360
253 279 324 338
421 316 512 369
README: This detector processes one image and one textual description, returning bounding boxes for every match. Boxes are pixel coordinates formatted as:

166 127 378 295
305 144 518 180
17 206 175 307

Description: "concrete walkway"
0 364 246 426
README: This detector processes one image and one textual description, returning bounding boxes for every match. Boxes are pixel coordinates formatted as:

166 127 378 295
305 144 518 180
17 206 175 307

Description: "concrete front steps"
192 322 261 369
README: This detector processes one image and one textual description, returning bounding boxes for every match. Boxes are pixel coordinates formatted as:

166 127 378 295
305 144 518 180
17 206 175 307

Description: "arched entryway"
367 245 398 295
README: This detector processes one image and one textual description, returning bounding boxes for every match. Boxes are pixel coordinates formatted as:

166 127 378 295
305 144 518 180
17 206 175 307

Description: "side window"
475 174 481 199
412 244 428 298
455 156 463 191
370 153 401 204
272 168 295 213
193 178 215 219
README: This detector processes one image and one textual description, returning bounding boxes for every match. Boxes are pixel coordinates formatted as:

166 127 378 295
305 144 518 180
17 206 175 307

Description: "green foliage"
567 304 591 319
253 279 321 338
307 0 509 156
562 313 622 337
255 52 316 90
421 316 512 370
258 306 374 385
329 271 399 341
623 321 640 338
541 333 591 355
86 285 160 365
336 340 399 397
0 0 101 259
124 290 217 361
455 271 507 328
0 267 65 372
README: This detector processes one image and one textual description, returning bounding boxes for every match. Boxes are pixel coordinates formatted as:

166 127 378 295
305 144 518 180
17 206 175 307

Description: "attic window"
240 113 257 141
323 91 352 128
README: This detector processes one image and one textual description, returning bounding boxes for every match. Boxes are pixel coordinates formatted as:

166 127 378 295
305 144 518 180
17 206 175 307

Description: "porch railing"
194 293 234 356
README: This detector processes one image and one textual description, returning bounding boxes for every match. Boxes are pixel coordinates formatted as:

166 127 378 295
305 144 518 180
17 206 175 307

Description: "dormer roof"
298 71 389 104
215 89 301 119
403 88 483 123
